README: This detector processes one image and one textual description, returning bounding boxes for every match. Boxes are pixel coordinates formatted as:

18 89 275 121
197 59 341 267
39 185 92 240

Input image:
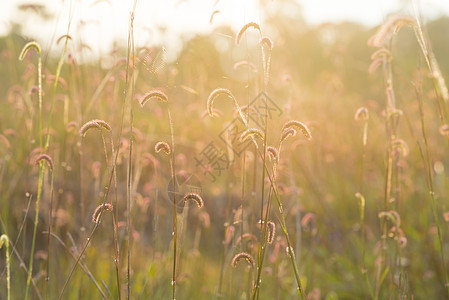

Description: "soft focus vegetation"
1 1 449 299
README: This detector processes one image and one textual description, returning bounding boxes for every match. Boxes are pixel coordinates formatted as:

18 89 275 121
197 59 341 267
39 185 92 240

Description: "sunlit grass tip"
155 141 171 156
235 22 261 46
139 90 169 107
34 153 54 171
19 41 41 60
232 252 255 268
79 119 111 136
183 193 204 208
207 88 234 117
92 203 113 224
282 120 312 140
239 128 264 143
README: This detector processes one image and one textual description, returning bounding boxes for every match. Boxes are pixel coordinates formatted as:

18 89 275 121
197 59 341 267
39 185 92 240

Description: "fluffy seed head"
139 90 168 107
155 141 171 156
439 124 449 136
370 48 392 61
79 119 111 136
391 139 409 157
35 154 54 171
183 193 204 208
265 221 276 244
368 15 417 48
207 88 234 117
92 203 113 223
286 246 295 259
354 107 369 121
282 120 312 140
280 128 297 144
232 252 255 268
266 146 279 165
233 60 258 72
239 128 264 143
0 234 8 249
235 22 261 46
19 41 41 61
259 36 273 49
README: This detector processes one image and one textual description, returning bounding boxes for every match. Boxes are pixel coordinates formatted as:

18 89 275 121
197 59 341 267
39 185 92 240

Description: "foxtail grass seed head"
280 128 297 144
233 60 258 72
209 10 220 24
370 48 392 61
266 146 279 164
266 221 275 244
207 88 234 117
183 193 204 208
368 58 384 74
34 154 54 171
0 134 10 149
355 192 365 209
239 128 264 143
259 36 273 49
19 41 41 61
378 210 401 228
139 90 168 107
79 119 111 136
232 252 255 268
0 234 8 249
235 22 261 46
286 246 295 259
92 203 113 223
392 139 409 157
56 34 72 45
155 141 171 156
439 124 449 136
368 15 417 48
282 120 312 140
354 107 369 121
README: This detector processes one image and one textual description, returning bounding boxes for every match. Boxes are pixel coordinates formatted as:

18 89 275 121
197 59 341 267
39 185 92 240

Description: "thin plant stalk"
0 234 10 300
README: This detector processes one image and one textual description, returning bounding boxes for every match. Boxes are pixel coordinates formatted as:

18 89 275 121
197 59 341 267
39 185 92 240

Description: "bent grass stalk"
19 41 44 300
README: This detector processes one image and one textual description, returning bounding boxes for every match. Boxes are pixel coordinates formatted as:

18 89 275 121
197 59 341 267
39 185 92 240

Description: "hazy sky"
1 0 448 61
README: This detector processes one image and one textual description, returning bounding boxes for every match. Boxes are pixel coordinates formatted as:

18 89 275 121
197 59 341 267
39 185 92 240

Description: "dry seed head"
0 235 8 250
355 192 365 208
232 252 255 268
354 107 369 121
233 60 258 72
79 119 111 136
19 41 41 61
92 203 113 223
439 124 449 136
378 210 401 228
280 128 297 144
286 246 295 259
155 141 171 156
282 120 312 140
368 15 417 48
183 192 204 208
259 36 273 49
235 22 261 46
266 221 276 244
35 154 54 171
139 90 168 107
392 139 409 157
266 146 279 165
239 128 264 143
56 34 72 45
209 10 220 24
370 48 392 61
207 88 234 117
368 57 385 74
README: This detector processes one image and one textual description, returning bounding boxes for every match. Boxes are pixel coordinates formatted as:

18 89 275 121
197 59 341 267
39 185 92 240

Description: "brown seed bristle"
35 154 54 171
183 193 204 208
235 22 261 46
79 119 111 136
92 203 113 223
282 120 312 140
266 221 275 244
232 252 255 268
139 90 168 107
155 141 171 156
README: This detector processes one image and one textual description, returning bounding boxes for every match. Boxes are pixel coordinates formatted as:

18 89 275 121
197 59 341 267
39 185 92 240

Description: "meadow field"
1 1 449 299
